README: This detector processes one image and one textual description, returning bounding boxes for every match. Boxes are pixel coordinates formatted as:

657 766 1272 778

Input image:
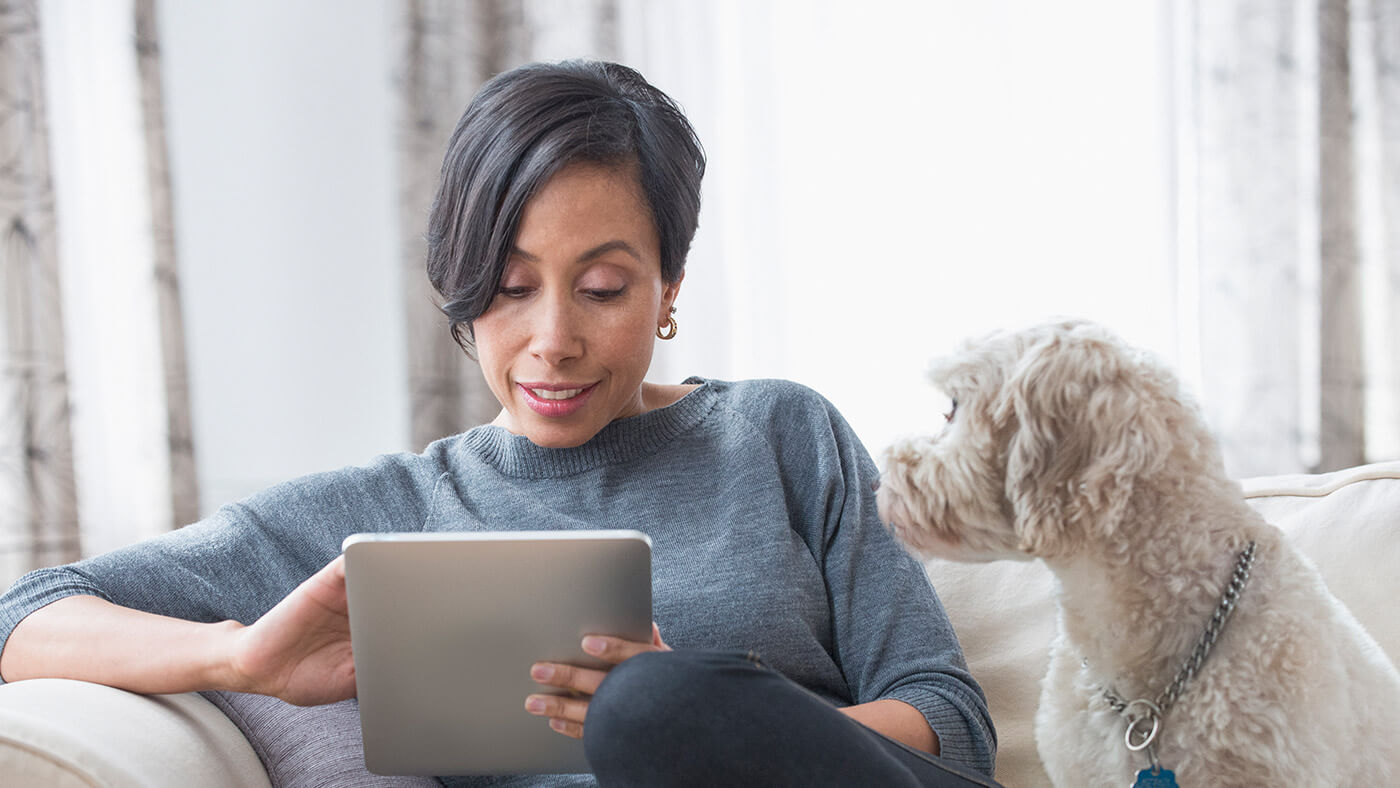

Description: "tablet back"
342 530 653 776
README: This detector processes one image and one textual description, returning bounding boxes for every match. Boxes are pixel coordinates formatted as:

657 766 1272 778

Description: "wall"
159 0 409 513
45 0 1173 534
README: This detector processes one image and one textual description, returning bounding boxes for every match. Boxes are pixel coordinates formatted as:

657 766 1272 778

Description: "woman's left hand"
525 622 670 739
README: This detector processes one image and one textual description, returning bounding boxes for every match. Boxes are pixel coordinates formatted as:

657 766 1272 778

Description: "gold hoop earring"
657 308 678 340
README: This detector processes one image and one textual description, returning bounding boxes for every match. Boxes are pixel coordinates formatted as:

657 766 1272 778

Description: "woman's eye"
584 287 626 301
944 398 958 423
496 286 532 299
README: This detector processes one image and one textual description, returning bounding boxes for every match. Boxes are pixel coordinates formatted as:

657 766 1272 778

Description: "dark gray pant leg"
583 650 998 788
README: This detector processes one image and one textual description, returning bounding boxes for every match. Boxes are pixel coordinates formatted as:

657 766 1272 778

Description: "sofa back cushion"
928 460 1400 788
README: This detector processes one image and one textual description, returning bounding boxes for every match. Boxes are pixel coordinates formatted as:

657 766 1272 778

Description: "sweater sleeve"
0 453 435 685
781 388 997 776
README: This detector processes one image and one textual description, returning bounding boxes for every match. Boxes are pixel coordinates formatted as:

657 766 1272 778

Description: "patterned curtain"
0 0 81 580
396 0 618 450
0 0 197 585
135 0 200 527
1187 0 1400 475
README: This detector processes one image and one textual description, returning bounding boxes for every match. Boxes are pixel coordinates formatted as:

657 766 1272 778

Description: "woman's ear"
659 272 684 324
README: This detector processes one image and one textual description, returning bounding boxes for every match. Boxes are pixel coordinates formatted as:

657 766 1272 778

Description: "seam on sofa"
1243 467 1400 500
0 734 104 787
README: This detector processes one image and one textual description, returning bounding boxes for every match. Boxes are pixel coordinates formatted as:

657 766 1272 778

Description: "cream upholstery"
0 678 269 787
0 461 1395 787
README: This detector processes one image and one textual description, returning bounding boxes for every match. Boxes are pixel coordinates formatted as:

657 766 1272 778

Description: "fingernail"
582 636 605 655
531 664 554 681
525 696 546 713
549 719 567 732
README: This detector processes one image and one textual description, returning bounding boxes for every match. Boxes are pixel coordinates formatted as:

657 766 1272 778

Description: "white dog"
877 320 1400 787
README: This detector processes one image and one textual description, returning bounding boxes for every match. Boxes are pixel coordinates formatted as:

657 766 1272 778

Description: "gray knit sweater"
0 378 995 777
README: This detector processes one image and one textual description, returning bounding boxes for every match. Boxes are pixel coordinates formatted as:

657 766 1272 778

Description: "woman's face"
473 162 681 449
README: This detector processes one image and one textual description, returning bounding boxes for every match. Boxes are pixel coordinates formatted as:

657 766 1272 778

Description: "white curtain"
1183 0 1400 476
622 0 1181 462
0 0 80 583
135 0 200 526
19 0 1399 580
628 0 1400 477
1 0 198 586
42 0 184 557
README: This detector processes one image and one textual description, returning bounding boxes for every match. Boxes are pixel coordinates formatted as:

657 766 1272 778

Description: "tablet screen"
343 530 653 775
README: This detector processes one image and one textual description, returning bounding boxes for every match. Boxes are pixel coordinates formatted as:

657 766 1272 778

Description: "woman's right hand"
226 555 356 705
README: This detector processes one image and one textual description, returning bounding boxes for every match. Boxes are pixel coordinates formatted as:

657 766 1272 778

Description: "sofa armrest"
0 678 270 788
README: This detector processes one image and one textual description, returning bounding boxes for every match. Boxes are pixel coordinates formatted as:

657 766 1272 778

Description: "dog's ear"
997 324 1174 556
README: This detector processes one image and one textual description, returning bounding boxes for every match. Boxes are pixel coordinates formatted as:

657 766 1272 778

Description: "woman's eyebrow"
508 240 643 264
576 240 642 263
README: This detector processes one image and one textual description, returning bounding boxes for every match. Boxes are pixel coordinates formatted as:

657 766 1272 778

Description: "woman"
0 61 996 787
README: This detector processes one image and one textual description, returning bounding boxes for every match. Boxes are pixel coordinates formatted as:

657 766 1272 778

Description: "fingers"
230 557 352 699
548 718 583 738
307 554 346 587
523 691 590 739
578 631 667 664
530 661 607 696
324 553 346 577
299 555 349 614
526 628 671 739
525 661 605 738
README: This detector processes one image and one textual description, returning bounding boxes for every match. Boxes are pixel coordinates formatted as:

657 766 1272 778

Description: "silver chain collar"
1100 541 1257 756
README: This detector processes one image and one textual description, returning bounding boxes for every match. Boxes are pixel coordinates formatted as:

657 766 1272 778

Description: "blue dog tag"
1131 767 1178 787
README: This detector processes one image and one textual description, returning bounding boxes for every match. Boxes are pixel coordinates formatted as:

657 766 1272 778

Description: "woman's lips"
519 382 597 418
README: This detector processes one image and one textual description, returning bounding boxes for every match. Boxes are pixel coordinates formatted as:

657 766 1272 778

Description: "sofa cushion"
925 558 1056 788
204 691 600 786
202 692 437 788
1239 461 1400 660
928 459 1400 788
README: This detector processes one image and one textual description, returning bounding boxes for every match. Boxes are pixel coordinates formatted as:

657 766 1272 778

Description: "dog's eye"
944 398 958 423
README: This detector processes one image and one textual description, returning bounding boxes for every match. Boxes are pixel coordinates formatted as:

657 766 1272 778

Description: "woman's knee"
588 650 727 734
584 650 761 770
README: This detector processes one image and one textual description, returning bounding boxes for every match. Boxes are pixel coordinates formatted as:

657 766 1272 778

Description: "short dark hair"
425 60 706 351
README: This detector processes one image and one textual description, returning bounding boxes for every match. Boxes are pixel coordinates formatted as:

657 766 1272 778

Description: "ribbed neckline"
459 378 717 478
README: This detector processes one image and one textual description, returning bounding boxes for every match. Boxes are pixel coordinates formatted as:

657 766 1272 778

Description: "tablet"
342 530 653 776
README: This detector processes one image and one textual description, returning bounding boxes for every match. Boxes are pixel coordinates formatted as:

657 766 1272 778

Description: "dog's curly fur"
878 319 1400 786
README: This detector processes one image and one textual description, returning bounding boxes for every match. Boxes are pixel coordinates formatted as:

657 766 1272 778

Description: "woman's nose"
527 295 583 364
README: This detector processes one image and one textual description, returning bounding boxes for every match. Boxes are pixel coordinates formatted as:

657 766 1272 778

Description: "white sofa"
1 461 1396 787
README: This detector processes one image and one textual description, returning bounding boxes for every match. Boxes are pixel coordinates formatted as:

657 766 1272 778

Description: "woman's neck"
640 381 700 413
